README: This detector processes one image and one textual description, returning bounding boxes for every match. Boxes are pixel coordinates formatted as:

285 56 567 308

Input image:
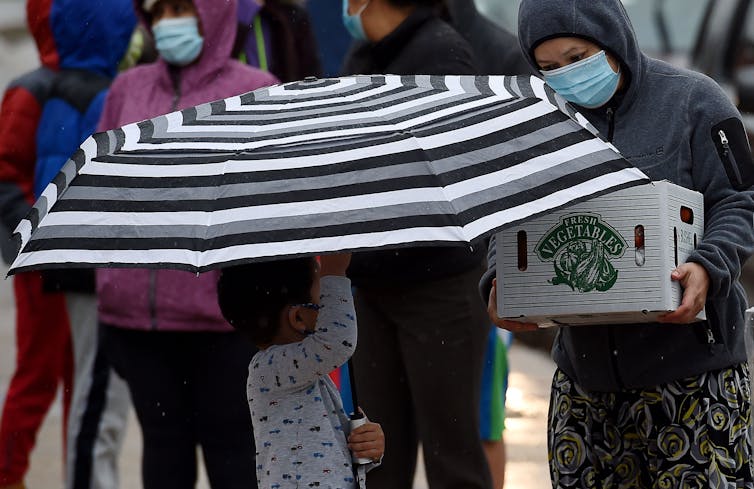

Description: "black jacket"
342 8 485 285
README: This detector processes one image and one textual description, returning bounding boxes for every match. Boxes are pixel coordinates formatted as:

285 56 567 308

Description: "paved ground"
0 262 554 489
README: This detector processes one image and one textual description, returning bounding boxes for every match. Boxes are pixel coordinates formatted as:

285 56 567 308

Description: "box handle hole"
673 227 679 267
680 206 694 224
634 225 645 266
517 230 528 271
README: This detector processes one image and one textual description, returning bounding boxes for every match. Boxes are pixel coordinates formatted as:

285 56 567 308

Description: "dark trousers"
352 264 492 489
103 326 257 489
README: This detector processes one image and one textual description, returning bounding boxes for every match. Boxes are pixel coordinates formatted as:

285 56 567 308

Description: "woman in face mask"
481 0 754 488
147 0 203 66
536 37 623 110
95 1 279 489
339 3 496 489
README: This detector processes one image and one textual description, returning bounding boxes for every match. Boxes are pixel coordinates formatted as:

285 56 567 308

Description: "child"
217 253 384 489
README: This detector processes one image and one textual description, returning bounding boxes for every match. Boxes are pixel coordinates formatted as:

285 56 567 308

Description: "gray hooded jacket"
481 0 754 391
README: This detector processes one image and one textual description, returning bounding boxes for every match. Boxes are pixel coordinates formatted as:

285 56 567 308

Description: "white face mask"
152 16 204 66
541 51 621 108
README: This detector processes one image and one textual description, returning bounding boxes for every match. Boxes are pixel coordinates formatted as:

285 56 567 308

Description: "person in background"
341 1 493 488
234 0 322 82
0 2 136 489
477 328 513 489
483 0 754 487
439 3 529 487
96 1 278 488
217 254 384 489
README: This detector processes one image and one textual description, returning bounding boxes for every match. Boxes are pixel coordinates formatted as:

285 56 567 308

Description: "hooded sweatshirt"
481 0 754 391
96 0 279 332
0 0 135 265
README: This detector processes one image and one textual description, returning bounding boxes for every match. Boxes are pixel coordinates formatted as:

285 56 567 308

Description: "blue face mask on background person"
541 50 620 109
342 0 370 41
153 17 204 67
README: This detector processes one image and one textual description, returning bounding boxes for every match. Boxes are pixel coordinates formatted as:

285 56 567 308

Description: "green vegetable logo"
535 214 627 292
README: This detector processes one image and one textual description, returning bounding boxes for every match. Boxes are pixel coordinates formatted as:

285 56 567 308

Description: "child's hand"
347 421 384 463
320 253 352 277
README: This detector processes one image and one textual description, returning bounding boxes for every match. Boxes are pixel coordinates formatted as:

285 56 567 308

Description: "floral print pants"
548 364 753 488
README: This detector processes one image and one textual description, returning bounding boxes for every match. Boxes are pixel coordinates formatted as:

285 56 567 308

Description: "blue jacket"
482 0 754 391
33 0 135 198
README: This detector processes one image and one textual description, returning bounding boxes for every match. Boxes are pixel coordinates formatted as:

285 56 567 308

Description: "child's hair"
217 257 318 345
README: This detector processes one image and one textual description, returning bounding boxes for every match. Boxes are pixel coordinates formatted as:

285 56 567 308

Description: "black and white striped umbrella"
8 74 648 274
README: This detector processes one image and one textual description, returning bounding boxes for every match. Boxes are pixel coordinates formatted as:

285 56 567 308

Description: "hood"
139 0 238 76
27 0 136 76
517 0 645 109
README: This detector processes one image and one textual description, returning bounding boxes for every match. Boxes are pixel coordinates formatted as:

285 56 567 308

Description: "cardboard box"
496 180 705 326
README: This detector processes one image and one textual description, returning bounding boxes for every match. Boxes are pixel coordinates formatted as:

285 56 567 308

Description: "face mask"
342 0 370 41
541 50 620 109
152 16 204 67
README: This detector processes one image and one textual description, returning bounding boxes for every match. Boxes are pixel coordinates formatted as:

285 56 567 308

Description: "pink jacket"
96 0 279 332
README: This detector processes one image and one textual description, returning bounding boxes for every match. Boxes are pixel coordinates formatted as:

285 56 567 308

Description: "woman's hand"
487 278 539 332
348 418 385 463
658 262 709 324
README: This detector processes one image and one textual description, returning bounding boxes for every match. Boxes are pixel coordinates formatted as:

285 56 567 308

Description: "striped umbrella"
8 74 648 275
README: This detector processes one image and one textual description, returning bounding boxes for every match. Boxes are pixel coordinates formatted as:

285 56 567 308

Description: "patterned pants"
548 364 753 489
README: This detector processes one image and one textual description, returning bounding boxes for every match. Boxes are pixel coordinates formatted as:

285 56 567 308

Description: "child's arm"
251 254 356 393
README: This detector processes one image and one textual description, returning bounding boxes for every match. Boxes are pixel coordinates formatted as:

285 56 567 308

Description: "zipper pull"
718 129 744 186
706 326 715 344
719 130 730 154
606 107 615 142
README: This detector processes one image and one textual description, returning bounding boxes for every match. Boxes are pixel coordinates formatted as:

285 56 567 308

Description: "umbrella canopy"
8 74 648 274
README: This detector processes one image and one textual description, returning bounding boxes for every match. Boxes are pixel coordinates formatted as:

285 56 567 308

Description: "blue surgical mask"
153 17 204 67
541 50 621 109
342 0 370 41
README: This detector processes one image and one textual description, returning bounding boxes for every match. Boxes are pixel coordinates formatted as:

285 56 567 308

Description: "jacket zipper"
149 70 183 330
719 130 744 187
606 107 616 143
